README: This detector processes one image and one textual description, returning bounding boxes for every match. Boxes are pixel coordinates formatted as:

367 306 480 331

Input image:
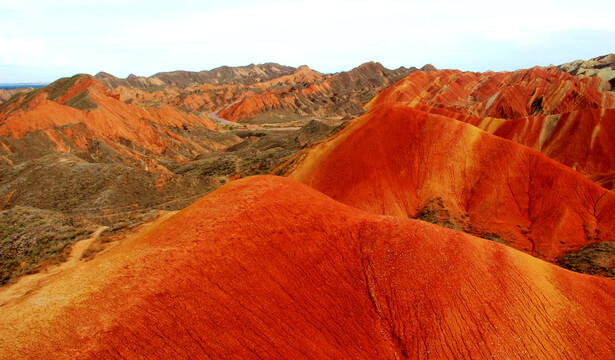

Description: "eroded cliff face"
2 176 615 359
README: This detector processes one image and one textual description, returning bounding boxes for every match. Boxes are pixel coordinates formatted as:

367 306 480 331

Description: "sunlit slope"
1 176 615 359
0 74 220 165
383 99 615 190
282 105 615 260
366 68 615 188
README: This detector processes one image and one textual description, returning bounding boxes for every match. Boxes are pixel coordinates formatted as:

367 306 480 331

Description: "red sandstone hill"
408 104 615 190
0 74 243 232
99 62 418 126
279 104 615 262
0 74 233 167
367 67 615 189
97 62 434 127
251 65 326 89
1 176 615 359
369 67 614 119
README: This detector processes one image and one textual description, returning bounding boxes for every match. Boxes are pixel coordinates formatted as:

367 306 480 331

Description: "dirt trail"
210 101 303 131
0 211 178 309
0 226 108 307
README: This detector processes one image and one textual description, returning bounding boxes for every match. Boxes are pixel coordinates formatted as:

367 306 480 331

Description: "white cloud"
1 0 614 81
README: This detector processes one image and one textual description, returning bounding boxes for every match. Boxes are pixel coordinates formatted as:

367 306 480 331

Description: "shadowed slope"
281 105 615 260
1 176 615 359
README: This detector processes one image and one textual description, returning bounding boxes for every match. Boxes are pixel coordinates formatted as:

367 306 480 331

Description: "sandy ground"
0 211 176 308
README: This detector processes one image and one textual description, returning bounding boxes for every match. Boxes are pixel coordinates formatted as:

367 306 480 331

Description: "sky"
1 0 614 83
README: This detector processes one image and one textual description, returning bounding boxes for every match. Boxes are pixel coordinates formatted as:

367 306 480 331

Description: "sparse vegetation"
480 231 507 244
65 90 98 110
223 124 239 130
45 75 80 101
0 206 96 285
557 241 615 278
81 211 159 261
249 110 302 124
415 198 512 244
175 156 237 177
416 197 458 230
239 147 295 176
80 232 113 261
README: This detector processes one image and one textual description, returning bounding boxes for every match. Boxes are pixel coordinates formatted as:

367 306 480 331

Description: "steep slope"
369 67 615 118
405 104 615 189
217 62 421 123
95 63 297 89
1 176 615 359
280 104 615 261
368 67 615 188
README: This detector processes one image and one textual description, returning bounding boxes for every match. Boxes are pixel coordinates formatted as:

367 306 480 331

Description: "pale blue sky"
1 0 614 82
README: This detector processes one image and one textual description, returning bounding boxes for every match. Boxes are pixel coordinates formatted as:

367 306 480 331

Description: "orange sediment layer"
369 67 615 119
1 176 615 359
284 104 615 260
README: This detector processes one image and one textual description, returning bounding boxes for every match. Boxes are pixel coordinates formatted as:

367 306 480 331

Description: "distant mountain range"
0 83 49 90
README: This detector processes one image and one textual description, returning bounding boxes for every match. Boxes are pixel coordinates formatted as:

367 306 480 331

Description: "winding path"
208 110 233 125
0 226 108 307
209 99 302 131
